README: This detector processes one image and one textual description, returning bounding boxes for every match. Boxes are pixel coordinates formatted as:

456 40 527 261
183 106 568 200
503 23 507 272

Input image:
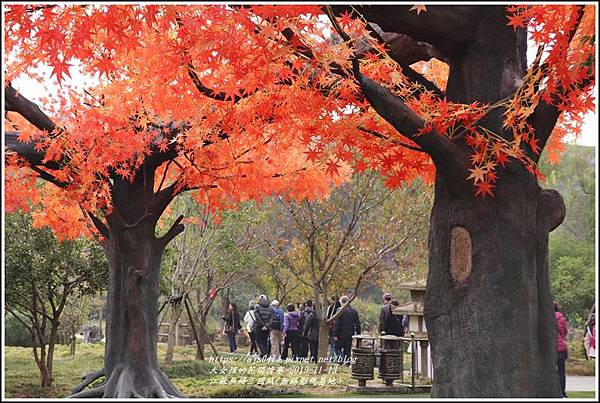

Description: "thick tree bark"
93 211 182 396
352 5 566 398
426 166 563 397
423 7 562 398
68 169 185 397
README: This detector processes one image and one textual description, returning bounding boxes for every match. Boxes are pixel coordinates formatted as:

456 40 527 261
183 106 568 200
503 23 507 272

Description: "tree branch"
529 5 590 159
331 5 479 57
360 22 445 97
156 214 185 247
85 211 110 239
358 126 426 153
5 85 57 132
28 164 70 188
357 73 471 190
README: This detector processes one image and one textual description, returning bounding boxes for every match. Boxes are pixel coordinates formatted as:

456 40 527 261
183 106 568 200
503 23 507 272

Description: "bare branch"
331 5 479 57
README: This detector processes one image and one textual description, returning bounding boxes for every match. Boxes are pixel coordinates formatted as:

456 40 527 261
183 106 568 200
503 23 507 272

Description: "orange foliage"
3 4 595 235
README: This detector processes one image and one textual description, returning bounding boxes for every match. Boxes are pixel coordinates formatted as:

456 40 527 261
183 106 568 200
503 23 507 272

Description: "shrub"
207 386 296 398
5 314 33 347
161 360 214 378
351 298 381 334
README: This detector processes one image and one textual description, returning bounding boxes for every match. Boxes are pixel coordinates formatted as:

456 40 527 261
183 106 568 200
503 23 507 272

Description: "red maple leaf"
50 58 73 83
92 56 114 79
496 152 509 167
303 147 320 163
325 159 340 177
475 181 495 197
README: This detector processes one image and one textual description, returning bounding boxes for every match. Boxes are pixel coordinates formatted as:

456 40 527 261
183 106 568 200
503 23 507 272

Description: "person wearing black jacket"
222 303 241 353
297 302 308 359
333 295 361 365
379 294 405 337
302 300 319 362
253 295 273 357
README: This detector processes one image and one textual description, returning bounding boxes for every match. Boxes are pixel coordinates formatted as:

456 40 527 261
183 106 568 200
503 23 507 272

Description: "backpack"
271 309 282 330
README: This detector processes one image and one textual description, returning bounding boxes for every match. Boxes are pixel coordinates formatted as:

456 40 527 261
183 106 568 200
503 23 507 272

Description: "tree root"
70 368 105 395
67 364 184 398
67 385 106 398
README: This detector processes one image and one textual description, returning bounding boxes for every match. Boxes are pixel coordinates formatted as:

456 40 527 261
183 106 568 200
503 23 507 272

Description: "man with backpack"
269 300 285 358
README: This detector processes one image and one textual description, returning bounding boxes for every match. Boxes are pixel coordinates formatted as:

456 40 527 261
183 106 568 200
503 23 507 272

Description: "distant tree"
265 171 429 370
160 197 267 364
541 145 596 323
59 294 91 356
543 144 595 242
4 212 107 388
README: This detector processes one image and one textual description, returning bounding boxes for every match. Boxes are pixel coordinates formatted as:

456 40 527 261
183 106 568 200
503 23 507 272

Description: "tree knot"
450 226 472 284
537 189 566 232
127 266 146 282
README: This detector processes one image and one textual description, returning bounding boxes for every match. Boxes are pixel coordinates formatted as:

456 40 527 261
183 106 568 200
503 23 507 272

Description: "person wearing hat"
269 299 285 358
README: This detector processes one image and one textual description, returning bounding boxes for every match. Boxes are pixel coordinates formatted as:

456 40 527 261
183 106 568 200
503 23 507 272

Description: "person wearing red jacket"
554 301 569 398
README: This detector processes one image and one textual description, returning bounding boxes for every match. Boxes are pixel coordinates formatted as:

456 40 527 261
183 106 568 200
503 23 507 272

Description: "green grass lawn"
3 343 596 398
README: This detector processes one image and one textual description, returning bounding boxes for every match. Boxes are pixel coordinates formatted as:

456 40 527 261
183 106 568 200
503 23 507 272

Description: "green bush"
208 385 295 398
550 253 595 325
4 314 33 347
351 298 381 334
161 360 214 378
568 331 588 360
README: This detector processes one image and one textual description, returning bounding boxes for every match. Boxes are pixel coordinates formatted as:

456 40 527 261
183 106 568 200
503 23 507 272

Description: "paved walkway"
566 376 596 391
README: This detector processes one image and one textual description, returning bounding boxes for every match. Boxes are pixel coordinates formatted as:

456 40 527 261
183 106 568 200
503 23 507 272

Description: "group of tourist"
221 292 409 364
225 294 595 397
238 296 321 362
222 294 366 363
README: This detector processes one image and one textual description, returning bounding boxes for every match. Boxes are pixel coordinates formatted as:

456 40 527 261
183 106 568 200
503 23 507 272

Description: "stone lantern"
393 279 433 379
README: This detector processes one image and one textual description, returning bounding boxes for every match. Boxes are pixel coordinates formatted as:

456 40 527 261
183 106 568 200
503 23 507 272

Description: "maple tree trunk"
344 5 570 397
421 7 563 397
68 169 185 398
425 173 564 397
91 222 183 398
